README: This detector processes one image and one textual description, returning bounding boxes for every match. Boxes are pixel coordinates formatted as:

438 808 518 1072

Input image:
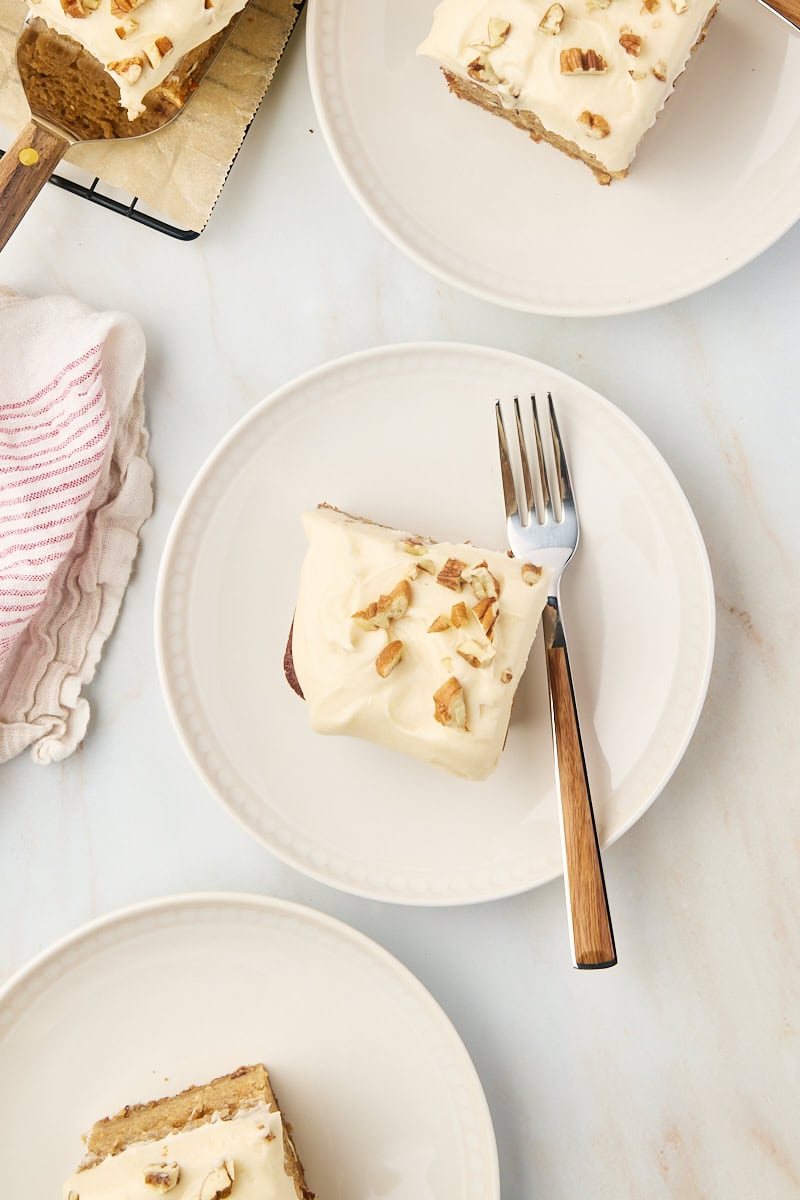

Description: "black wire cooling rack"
0 152 200 239
0 0 305 241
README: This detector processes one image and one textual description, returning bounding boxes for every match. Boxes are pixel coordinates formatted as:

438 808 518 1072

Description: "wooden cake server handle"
0 120 72 252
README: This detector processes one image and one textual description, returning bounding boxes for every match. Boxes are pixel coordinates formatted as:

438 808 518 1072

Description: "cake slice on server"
287 505 551 781
24 0 251 123
418 0 718 183
62 1065 314 1199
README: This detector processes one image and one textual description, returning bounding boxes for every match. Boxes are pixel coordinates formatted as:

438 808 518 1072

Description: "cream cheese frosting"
62 1104 298 1199
27 0 249 119
291 506 551 781
418 0 717 173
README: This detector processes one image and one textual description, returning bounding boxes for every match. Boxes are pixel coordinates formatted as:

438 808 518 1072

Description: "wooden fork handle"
0 120 71 252
758 0 800 28
542 599 616 969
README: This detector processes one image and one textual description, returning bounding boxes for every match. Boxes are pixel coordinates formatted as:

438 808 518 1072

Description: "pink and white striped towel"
0 289 152 764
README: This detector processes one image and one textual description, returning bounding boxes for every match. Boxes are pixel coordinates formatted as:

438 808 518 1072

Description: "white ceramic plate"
306 0 800 316
156 343 715 904
0 893 498 1200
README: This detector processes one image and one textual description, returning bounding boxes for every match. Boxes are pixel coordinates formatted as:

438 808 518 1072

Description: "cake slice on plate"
418 0 718 183
287 504 551 781
62 1064 314 1199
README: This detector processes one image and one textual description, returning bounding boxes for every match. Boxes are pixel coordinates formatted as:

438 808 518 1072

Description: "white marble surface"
1 12 800 1198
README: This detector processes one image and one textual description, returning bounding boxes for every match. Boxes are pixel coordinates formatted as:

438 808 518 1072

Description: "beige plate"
155 343 715 905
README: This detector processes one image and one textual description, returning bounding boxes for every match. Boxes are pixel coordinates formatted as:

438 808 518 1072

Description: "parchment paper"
0 0 302 232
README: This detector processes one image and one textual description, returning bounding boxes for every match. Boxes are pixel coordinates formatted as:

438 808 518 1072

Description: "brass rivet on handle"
18 147 39 166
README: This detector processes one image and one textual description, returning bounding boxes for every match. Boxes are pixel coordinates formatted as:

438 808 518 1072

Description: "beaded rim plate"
155 343 715 904
0 892 499 1199
306 0 800 315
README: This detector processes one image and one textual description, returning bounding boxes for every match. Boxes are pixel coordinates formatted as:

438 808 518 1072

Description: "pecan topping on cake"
473 596 499 640
199 1162 234 1200
451 601 470 628
114 17 139 38
144 1162 181 1192
457 639 497 669
111 0 146 14
144 36 173 67
578 110 611 138
59 0 97 16
462 561 500 601
376 640 404 677
352 579 411 631
467 55 501 85
539 3 566 34
107 55 144 82
618 29 643 55
437 558 468 591
560 48 608 74
433 677 468 729
470 16 511 48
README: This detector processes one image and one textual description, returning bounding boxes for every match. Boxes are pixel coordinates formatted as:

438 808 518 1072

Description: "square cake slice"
418 0 718 183
23 0 250 130
288 505 551 781
63 1064 314 1199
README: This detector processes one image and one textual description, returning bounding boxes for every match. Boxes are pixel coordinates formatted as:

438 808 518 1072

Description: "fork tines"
495 394 572 527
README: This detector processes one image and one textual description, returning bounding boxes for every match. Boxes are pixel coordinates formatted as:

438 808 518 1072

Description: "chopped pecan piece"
619 29 643 55
539 2 566 33
107 55 144 82
467 55 501 86
578 110 611 139
560 47 608 74
144 1163 181 1192
457 639 497 669
450 602 470 628
376 640 404 678
486 16 511 45
521 562 543 586
462 561 500 601
433 677 468 730
352 579 411 631
437 558 467 591
472 596 499 640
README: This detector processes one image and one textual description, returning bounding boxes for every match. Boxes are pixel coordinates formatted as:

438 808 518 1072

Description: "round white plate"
156 343 715 904
306 0 800 316
0 893 498 1200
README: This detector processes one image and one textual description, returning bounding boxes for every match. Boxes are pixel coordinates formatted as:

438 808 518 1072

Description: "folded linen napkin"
0 290 152 764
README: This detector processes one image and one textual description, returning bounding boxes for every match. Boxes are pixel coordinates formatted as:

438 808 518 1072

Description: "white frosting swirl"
62 1104 298 1199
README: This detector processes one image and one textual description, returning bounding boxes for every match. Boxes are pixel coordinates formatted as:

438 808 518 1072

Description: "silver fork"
496 394 616 969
